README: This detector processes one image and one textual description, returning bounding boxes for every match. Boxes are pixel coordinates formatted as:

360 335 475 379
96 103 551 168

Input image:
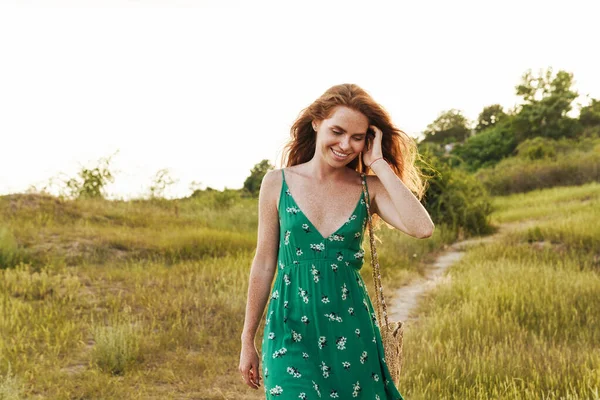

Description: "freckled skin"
238 106 370 390
239 104 433 394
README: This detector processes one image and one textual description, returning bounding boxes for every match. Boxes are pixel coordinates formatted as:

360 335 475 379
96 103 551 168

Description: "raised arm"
368 160 435 239
239 169 281 389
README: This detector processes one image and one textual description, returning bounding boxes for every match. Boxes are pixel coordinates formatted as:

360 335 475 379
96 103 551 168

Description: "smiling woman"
239 83 434 400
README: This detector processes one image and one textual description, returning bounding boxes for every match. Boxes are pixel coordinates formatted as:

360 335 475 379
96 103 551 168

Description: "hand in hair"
362 125 384 167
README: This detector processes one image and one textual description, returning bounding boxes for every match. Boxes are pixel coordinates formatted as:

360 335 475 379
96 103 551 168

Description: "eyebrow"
331 125 367 135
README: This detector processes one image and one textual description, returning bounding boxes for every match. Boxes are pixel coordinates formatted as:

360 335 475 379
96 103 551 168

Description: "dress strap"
281 168 286 183
361 173 370 207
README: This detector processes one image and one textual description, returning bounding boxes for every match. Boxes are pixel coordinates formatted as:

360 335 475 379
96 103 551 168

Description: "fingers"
239 364 261 389
370 125 382 135
251 362 261 387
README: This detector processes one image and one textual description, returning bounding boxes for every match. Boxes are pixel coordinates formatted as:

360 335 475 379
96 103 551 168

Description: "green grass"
0 182 597 398
398 183 600 399
0 192 451 398
490 181 600 224
475 136 600 195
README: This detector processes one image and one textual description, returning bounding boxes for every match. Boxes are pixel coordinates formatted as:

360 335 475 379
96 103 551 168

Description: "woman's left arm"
369 159 434 239
363 124 434 239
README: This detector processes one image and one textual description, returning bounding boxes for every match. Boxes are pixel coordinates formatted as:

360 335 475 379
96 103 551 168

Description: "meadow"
0 182 598 399
399 182 600 399
0 190 451 399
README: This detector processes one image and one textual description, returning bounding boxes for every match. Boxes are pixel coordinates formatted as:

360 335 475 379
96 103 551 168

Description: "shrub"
91 320 141 375
451 122 517 171
476 150 600 195
0 366 21 400
0 228 23 269
515 137 557 161
418 152 493 237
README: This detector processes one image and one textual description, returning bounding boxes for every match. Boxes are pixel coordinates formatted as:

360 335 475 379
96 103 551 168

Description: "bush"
515 137 556 161
451 122 517 172
0 366 21 400
0 227 24 269
476 148 600 195
92 320 141 375
189 188 242 210
419 152 493 237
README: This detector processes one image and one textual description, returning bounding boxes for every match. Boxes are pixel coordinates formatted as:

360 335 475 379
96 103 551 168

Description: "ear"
312 120 319 132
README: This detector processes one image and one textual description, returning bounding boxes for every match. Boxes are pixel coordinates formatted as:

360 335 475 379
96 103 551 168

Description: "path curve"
387 221 534 325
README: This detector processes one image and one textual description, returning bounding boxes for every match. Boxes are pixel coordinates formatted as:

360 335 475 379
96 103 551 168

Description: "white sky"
1 0 598 199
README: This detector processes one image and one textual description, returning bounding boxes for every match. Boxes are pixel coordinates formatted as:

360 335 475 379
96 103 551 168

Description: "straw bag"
360 172 404 387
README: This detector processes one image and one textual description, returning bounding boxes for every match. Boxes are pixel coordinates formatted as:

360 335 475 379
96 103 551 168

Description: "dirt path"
387 221 535 325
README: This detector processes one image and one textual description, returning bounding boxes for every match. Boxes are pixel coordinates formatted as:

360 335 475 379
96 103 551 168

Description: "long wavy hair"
281 83 428 200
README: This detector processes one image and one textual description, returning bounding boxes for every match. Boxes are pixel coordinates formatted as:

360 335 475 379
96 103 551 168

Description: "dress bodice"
277 168 369 271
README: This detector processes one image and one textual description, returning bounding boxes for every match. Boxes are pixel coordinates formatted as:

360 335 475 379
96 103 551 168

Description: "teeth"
332 148 349 157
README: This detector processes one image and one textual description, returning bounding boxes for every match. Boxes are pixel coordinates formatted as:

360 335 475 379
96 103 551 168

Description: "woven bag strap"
360 173 391 329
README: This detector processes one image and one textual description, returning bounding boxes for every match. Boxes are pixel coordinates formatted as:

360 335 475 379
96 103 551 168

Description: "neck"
305 155 351 182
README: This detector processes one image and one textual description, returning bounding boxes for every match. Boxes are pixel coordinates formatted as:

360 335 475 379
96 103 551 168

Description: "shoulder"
259 168 284 208
260 168 283 194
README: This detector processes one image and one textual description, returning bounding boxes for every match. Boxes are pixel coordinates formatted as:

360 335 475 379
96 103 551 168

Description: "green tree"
579 98 600 127
421 109 472 144
475 104 507 133
452 120 517 172
243 159 274 196
513 68 582 141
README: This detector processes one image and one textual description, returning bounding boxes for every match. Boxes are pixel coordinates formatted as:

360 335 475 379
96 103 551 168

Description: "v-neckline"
282 169 364 241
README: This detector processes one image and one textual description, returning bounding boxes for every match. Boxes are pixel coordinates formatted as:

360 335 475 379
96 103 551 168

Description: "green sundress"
260 168 405 400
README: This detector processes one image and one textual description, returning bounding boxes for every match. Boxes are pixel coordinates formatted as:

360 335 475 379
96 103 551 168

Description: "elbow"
415 223 435 239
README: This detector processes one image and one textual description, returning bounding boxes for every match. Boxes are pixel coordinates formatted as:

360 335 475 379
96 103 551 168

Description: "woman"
239 83 434 399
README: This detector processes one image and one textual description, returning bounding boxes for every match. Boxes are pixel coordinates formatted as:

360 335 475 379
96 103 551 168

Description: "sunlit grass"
397 184 600 399
0 191 452 398
91 319 141 376
490 181 600 224
0 366 22 400
0 182 598 398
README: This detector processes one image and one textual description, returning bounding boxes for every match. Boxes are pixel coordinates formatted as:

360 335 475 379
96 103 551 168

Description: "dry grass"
1 183 597 398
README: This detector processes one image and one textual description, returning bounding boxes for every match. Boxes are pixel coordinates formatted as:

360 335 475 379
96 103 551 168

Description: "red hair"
281 83 427 201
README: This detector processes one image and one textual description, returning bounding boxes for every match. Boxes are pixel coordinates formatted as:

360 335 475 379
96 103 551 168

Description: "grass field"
398 182 600 399
0 191 452 399
0 182 598 398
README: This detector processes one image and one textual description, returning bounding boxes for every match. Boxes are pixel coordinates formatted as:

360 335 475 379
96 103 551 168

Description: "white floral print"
287 366 302 378
328 233 344 242
324 312 343 322
272 347 288 358
292 329 302 342
261 171 405 400
352 380 361 397
336 336 347 350
341 283 349 300
298 287 309 304
269 385 283 395
310 242 325 252
311 264 320 283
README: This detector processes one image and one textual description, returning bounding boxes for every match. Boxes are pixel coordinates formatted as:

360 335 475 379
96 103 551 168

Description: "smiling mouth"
331 148 350 158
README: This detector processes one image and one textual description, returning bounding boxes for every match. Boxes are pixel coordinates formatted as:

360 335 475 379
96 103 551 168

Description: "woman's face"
313 106 369 167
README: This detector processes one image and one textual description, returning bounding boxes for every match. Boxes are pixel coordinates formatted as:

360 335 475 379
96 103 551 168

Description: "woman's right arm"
239 169 281 388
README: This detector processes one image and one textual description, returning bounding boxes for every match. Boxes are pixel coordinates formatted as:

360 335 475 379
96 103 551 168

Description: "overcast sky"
1 0 598 199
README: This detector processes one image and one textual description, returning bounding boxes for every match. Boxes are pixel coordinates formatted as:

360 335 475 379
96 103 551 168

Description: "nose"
339 135 351 151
